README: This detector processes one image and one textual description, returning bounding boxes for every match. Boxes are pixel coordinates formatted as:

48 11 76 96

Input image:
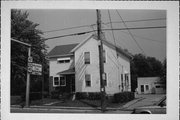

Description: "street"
11 94 165 114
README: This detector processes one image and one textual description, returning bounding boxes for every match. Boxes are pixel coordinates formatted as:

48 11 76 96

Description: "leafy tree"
130 54 164 92
11 10 48 96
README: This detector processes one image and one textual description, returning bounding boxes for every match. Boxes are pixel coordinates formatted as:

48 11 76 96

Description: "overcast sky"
25 9 166 61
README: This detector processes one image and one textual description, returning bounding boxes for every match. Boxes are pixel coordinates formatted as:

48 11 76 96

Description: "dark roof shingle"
47 44 78 57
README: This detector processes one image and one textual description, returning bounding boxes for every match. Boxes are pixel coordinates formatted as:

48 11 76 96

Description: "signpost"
29 63 42 75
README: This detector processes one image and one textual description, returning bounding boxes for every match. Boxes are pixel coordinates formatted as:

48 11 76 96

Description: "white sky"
25 9 166 61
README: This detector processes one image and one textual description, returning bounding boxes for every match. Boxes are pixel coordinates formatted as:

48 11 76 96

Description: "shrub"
113 92 134 103
21 92 42 101
51 90 60 99
76 92 101 100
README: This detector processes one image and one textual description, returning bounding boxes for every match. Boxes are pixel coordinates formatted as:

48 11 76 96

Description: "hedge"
113 92 134 103
76 92 101 100
51 90 60 99
21 92 42 101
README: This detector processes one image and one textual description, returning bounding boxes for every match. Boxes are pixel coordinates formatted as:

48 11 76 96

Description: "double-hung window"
84 52 90 64
53 77 60 86
60 76 66 86
85 74 91 87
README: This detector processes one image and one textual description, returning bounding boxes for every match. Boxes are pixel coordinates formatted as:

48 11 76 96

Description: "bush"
76 92 101 100
113 92 134 103
21 92 42 101
51 90 60 99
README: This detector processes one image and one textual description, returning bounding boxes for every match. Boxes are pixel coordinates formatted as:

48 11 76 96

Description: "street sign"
28 56 33 62
28 63 42 75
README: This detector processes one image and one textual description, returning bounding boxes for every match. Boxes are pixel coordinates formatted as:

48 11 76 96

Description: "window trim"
57 57 70 64
53 76 60 87
60 75 66 86
85 74 91 87
84 52 91 64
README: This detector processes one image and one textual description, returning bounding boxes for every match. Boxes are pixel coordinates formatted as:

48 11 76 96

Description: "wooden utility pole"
96 9 106 112
25 47 31 107
11 38 32 107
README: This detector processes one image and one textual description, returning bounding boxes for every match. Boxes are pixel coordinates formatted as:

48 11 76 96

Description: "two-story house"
47 34 132 96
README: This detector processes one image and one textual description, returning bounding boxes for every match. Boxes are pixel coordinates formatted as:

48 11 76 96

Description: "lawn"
29 98 126 109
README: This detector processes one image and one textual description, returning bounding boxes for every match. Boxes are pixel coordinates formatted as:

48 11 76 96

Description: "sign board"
28 63 42 75
28 56 33 63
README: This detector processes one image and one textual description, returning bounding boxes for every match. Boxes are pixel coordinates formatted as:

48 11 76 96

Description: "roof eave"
47 54 74 58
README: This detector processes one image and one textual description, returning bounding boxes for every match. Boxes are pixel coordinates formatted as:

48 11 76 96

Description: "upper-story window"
57 57 70 64
84 52 90 64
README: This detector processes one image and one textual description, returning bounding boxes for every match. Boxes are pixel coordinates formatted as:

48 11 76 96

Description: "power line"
43 26 166 41
43 18 166 33
103 18 166 25
116 10 146 55
43 24 95 33
108 10 117 57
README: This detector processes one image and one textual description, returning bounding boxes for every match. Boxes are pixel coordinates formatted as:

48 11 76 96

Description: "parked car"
132 96 166 114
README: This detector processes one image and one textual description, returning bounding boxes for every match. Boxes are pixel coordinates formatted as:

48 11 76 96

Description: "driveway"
123 94 166 110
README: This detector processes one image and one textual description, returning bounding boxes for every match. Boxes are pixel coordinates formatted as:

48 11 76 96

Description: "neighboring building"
137 77 166 94
47 34 132 95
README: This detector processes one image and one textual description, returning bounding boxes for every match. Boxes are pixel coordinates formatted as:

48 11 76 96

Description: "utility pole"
11 38 31 107
25 47 31 107
96 9 106 112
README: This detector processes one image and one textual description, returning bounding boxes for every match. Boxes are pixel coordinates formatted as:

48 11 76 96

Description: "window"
103 50 106 63
125 74 129 86
121 74 124 87
57 58 70 64
60 76 66 86
53 77 60 86
141 85 144 92
103 73 107 86
85 74 91 87
84 52 90 64
156 85 161 88
145 85 149 90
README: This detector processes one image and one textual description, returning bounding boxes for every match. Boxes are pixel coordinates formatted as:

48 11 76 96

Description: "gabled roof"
57 68 75 75
47 44 78 58
71 34 133 59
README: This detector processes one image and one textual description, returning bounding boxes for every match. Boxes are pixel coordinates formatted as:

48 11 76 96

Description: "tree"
130 54 164 92
11 10 48 96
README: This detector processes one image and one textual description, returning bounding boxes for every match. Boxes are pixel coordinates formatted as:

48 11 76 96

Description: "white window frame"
57 57 70 64
84 52 91 64
53 76 60 87
60 75 66 86
85 74 91 87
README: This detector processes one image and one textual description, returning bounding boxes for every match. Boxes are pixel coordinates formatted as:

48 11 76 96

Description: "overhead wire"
43 18 166 34
116 10 146 55
108 10 117 53
43 26 166 41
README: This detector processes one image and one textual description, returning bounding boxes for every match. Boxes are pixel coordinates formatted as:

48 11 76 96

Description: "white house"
47 34 132 95
137 77 166 94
